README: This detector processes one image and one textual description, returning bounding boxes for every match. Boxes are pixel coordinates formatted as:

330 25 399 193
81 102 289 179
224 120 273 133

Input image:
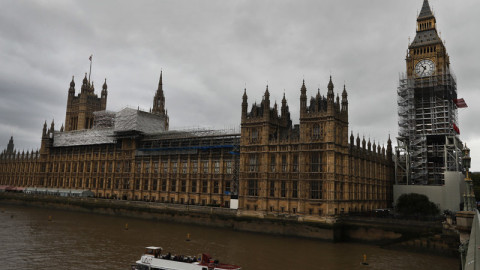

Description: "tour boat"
131 246 241 270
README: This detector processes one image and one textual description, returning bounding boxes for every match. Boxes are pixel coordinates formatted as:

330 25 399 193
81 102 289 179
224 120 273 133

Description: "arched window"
313 124 320 139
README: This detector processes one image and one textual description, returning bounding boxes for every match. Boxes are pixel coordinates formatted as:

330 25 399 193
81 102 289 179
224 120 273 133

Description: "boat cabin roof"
145 246 163 250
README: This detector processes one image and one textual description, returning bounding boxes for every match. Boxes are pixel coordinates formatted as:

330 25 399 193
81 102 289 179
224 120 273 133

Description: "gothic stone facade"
239 78 393 218
0 73 393 218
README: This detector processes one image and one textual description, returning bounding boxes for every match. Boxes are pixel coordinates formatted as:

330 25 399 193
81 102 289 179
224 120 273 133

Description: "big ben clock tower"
396 0 466 190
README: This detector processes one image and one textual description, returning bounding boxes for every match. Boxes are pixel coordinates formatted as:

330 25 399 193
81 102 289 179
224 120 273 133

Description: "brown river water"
0 204 458 270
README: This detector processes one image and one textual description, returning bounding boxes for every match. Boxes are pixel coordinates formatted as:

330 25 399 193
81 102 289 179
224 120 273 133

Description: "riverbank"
0 192 459 256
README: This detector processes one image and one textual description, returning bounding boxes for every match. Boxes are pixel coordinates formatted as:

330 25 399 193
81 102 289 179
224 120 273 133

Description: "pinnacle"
418 0 433 19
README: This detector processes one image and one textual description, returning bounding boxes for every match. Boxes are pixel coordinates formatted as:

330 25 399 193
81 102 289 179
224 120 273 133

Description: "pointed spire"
153 70 166 115
418 0 433 20
342 84 347 98
327 76 334 106
327 75 334 92
70 76 75 87
159 70 163 86
6 136 14 153
83 73 88 85
43 121 47 136
102 78 107 90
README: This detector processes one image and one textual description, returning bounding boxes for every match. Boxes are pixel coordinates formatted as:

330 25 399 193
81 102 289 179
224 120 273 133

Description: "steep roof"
410 29 441 48
418 0 434 20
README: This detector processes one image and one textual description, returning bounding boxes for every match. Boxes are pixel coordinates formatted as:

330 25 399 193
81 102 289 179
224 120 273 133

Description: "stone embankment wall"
0 193 335 240
0 192 459 256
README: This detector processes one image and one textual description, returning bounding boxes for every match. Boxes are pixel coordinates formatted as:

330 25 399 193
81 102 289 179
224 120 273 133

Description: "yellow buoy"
361 254 369 265
48 215 52 221
186 233 191 241
125 223 129 230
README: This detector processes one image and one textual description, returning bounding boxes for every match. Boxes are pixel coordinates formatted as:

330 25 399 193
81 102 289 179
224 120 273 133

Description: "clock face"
415 59 435 77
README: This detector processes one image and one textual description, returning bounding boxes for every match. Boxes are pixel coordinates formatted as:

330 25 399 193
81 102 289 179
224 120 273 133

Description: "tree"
396 193 440 217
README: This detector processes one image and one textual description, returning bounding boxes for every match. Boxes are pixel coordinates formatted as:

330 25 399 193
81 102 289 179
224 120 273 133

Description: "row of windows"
418 21 433 31
413 46 436 55
249 154 321 173
247 180 386 201
136 160 233 174
36 177 232 194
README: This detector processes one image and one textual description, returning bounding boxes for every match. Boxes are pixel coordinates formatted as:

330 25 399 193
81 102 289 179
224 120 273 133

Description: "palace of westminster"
1 0 466 218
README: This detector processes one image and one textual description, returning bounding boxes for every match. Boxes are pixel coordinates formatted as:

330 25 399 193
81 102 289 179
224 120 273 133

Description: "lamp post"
462 145 474 211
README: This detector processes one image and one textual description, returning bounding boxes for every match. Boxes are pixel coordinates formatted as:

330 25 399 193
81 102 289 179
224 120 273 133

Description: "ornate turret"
6 136 14 153
152 70 169 130
341 84 348 113
50 120 55 134
242 88 248 119
69 76 75 97
42 121 47 137
263 85 270 120
81 73 89 93
101 78 108 110
281 92 288 118
327 76 334 113
300 80 307 115
387 135 393 162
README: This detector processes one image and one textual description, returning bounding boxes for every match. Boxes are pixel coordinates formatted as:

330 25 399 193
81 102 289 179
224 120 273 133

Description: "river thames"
0 204 458 270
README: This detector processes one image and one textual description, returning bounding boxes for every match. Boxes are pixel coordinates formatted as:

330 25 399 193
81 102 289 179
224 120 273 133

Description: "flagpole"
88 55 93 83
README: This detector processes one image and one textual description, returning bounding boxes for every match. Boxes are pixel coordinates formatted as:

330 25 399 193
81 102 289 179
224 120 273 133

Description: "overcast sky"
1 0 479 170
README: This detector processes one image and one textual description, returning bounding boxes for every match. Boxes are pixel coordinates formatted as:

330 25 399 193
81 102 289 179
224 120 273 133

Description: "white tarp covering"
114 107 166 134
53 128 115 147
53 108 166 147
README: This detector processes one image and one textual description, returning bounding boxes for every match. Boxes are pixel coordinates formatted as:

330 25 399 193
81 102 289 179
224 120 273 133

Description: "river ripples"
0 204 458 270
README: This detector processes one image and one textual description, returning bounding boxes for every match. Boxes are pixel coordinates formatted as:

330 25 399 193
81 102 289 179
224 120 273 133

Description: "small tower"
242 89 248 119
327 76 334 114
68 76 75 97
152 70 169 130
281 93 288 119
263 85 270 120
300 80 307 116
6 136 14 153
341 84 348 114
101 78 108 110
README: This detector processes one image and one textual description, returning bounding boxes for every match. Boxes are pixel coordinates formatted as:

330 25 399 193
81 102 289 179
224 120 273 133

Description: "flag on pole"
89 54 93 61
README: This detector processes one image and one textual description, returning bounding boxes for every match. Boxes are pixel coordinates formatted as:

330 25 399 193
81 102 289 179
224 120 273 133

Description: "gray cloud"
1 0 479 170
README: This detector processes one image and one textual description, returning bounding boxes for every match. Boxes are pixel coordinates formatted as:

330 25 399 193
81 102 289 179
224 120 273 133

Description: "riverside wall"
0 192 459 255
